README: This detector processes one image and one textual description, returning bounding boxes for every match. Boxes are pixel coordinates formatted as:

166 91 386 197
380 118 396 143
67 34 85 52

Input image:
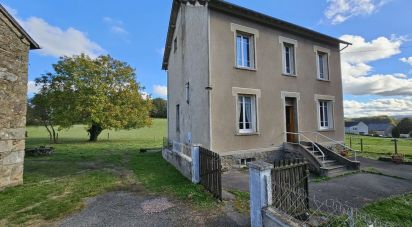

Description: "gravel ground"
59 191 243 227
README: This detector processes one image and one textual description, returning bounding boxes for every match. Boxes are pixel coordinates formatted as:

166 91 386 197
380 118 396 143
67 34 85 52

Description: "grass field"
0 119 217 226
345 134 412 160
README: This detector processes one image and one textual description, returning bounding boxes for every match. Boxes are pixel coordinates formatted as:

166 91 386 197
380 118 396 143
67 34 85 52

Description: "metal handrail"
285 132 325 162
299 131 358 161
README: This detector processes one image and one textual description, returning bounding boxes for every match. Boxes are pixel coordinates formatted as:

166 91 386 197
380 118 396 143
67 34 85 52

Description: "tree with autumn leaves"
33 54 152 142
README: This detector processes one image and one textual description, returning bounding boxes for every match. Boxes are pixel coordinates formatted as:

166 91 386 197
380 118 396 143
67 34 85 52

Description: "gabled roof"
0 4 40 50
345 122 361 128
162 0 351 70
368 123 394 131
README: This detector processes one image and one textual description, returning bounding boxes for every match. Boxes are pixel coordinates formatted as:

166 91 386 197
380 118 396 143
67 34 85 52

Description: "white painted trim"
232 87 261 97
232 87 261 135
281 91 301 142
313 45 330 54
230 23 260 37
314 45 330 81
231 23 259 70
279 36 298 47
315 95 336 131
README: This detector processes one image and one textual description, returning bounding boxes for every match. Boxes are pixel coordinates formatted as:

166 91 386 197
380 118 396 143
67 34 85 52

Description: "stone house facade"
0 4 39 190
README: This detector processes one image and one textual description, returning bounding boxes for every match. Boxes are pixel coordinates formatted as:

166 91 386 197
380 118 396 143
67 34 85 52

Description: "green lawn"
345 134 412 160
362 193 412 226
0 119 217 226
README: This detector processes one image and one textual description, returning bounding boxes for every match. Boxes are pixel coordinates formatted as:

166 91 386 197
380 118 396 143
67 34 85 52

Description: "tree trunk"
50 124 57 143
43 122 53 143
88 124 103 142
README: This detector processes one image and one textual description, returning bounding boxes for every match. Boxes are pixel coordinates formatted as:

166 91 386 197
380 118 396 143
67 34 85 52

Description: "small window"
238 95 257 134
318 100 333 130
236 32 255 69
317 51 329 80
176 104 180 132
174 37 178 53
185 82 190 104
283 43 296 75
240 158 256 166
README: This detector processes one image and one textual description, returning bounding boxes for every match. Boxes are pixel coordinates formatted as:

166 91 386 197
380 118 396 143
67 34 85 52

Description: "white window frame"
314 46 330 81
236 33 254 68
232 87 261 135
231 23 259 70
315 95 335 131
279 36 298 76
238 95 257 134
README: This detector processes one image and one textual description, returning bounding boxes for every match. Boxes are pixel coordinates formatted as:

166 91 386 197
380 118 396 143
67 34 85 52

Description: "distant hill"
345 115 396 125
393 115 412 121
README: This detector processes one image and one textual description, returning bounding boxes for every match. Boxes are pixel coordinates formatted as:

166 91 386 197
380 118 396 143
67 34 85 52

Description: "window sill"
318 129 335 132
234 66 257 72
317 78 330 82
236 132 260 136
282 73 297 77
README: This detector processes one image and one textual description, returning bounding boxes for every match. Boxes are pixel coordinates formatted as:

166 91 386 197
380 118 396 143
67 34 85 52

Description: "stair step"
322 160 338 167
321 165 348 177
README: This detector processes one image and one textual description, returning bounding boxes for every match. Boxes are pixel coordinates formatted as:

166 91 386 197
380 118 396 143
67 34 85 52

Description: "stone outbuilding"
0 4 40 190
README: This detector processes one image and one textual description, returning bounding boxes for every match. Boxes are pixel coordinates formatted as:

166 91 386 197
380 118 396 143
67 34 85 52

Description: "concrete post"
247 161 274 227
191 144 201 184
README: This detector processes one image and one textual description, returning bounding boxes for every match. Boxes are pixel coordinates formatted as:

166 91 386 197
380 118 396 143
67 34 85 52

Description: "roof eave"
0 4 40 50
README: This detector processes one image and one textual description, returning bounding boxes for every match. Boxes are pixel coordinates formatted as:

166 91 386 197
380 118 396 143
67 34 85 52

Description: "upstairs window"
318 100 333 130
236 32 255 69
238 95 257 134
317 51 329 80
283 43 296 75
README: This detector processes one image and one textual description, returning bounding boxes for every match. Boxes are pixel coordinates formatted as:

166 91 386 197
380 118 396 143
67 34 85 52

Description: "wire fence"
271 180 394 227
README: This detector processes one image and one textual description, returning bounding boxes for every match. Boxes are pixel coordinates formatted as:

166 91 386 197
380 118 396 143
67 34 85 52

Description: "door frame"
281 91 300 142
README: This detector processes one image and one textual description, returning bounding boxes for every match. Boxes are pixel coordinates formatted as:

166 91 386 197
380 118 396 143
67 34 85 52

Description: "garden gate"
199 147 222 200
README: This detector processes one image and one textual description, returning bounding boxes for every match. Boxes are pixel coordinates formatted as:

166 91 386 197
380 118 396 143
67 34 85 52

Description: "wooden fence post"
349 137 352 148
360 138 363 152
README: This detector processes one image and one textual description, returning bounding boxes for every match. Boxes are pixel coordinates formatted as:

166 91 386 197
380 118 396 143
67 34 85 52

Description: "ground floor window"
318 100 333 130
238 95 257 133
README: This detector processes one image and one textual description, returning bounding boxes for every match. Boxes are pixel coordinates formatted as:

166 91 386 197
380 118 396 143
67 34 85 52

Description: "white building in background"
345 121 368 135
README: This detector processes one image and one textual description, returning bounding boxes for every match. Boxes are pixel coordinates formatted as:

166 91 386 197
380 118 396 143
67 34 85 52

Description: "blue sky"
2 0 412 117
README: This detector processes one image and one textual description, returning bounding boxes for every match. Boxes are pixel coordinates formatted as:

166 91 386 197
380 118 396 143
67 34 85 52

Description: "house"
0 4 40 190
345 121 368 135
162 0 355 173
368 123 394 137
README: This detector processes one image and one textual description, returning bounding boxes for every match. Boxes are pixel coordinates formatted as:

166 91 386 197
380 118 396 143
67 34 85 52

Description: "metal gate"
199 147 222 200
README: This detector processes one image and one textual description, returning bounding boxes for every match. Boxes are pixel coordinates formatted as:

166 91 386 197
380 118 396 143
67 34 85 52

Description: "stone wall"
0 11 31 190
220 148 283 172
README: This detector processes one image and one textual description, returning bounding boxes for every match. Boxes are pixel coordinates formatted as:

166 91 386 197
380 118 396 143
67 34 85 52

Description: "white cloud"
103 17 129 34
344 98 412 117
340 35 412 96
6 5 105 58
325 0 389 24
400 57 412 66
27 81 40 94
153 85 167 97
141 91 149 100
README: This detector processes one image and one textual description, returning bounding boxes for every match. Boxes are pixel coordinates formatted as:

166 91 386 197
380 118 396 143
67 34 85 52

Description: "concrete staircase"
300 143 355 177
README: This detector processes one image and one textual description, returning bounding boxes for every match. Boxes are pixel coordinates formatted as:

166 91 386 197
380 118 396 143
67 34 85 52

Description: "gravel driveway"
59 191 242 227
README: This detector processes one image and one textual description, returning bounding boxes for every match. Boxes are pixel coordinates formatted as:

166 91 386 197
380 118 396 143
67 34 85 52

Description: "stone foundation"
0 9 31 191
220 147 284 172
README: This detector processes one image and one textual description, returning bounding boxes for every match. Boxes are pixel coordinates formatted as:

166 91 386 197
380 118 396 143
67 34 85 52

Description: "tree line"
26 54 166 142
